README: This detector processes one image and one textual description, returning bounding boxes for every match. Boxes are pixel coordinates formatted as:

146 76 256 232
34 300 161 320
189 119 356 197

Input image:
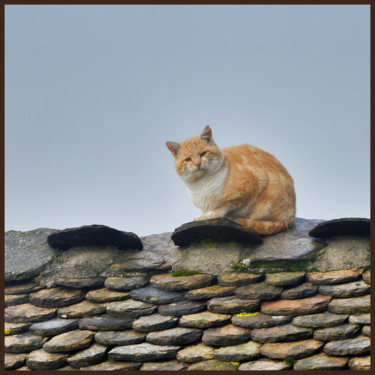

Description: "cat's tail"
234 218 293 235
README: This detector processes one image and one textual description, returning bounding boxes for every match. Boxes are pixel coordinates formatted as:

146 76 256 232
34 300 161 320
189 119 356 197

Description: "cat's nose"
194 162 201 168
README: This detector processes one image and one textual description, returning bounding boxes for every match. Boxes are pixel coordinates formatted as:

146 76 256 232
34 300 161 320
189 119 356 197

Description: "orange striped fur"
166 125 296 235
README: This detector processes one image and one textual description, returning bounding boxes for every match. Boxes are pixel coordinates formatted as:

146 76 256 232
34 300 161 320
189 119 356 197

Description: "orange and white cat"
166 125 296 235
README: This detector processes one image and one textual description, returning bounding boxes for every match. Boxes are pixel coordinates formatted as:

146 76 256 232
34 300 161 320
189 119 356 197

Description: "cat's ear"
201 125 212 143
166 141 180 157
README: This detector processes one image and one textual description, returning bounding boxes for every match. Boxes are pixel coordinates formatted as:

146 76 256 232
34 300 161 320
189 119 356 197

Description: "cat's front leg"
194 211 222 221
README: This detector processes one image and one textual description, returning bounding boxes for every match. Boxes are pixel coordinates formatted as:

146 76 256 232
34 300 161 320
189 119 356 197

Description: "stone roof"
4 218 371 371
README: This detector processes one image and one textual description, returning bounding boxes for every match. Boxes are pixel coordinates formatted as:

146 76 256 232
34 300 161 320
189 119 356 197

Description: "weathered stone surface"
141 360 188 371
5 282 43 295
95 330 146 346
80 360 142 371
29 287 84 308
251 324 313 343
85 288 130 303
106 299 156 318
146 327 202 346
309 218 370 237
158 300 206 317
362 269 370 284
5 333 47 354
349 313 370 325
43 330 95 353
207 295 259 314
67 343 107 368
5 303 57 323
319 280 370 298
265 272 306 287
108 342 181 361
176 342 215 363
186 285 236 300
104 276 149 291
188 359 239 371
238 358 291 371
232 312 292 329
150 273 214 291
179 311 231 329
313 324 361 341
261 339 324 359
172 218 263 247
307 268 362 285
362 325 370 337
202 324 251 347
130 285 184 304
132 313 178 332
29 318 78 337
54 276 105 289
47 224 143 250
109 251 169 272
294 352 349 370
214 341 262 362
57 300 107 319
79 315 133 331
5 228 58 281
281 282 318 299
292 312 348 328
5 294 29 307
5 322 32 336
5 353 26 370
261 295 331 316
236 282 283 300
324 336 370 356
26 349 68 370
217 272 264 286
328 295 370 314
348 356 371 371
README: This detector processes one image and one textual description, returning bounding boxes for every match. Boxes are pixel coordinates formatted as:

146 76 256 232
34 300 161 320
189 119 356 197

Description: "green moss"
171 269 202 277
284 357 296 366
200 239 217 247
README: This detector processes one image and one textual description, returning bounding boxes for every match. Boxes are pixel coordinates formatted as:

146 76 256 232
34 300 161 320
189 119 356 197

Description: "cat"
166 125 296 235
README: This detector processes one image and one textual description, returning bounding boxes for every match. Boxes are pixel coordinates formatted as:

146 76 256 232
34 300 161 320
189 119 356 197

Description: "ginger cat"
166 125 296 235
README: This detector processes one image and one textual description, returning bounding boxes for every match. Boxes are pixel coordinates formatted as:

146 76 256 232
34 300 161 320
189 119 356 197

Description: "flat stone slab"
324 336 370 356
132 314 178 332
292 312 348 328
202 324 251 347
318 280 370 298
260 339 324 360
309 218 370 238
95 330 146 346
80 360 142 371
239 358 292 371
79 315 133 331
5 332 48 354
362 269 370 284
54 276 105 289
47 224 143 250
261 295 332 316
179 311 232 329
232 312 292 329
5 303 57 323
328 295 370 314
43 329 95 353
57 300 107 319
141 361 188 371
186 285 236 300
207 296 260 314
158 300 206 317
176 343 215 363
281 282 318 300
5 353 27 370
29 318 78 337
5 228 58 281
67 343 107 368
188 359 239 371
5 282 43 295
217 272 264 286
146 327 202 346
251 324 313 343
29 287 84 308
106 299 156 318
85 288 130 303
171 218 263 247
294 352 349 370
313 324 361 341
265 272 306 287
108 342 181 361
348 356 371 371
26 349 68 370
349 313 370 325
235 282 283 300
5 322 32 336
214 341 262 362
104 276 149 291
130 285 184 304
150 273 214 291
5 294 29 307
307 268 362 285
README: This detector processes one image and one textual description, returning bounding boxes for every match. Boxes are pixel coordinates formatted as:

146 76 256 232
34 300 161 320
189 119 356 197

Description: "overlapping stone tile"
132 314 178 332
294 352 349 370
307 268 362 285
79 315 133 331
5 294 29 307
186 285 236 300
5 322 32 336
176 342 215 363
251 324 313 343
292 312 348 328
202 324 250 347
5 332 48 354
29 318 78 337
207 295 259 314
26 349 68 370
179 311 231 329
29 287 84 308
106 299 156 318
318 280 370 298
130 285 184 304
265 272 306 287
95 330 145 345
313 324 361 341
362 269 370 284
324 336 370 356
150 273 214 291
54 276 105 289
214 341 262 362
328 295 370 314
4 353 26 370
57 300 107 319
217 272 264 286
5 303 57 323
80 360 142 371
281 283 318 300
5 282 43 295
67 343 107 368
260 339 324 359
187 359 239 371
232 312 292 329
362 325 370 337
236 282 283 300
146 327 202 346
238 358 292 371
158 300 206 317
104 276 149 291
348 356 371 371
140 360 188 370
43 330 95 353
85 288 130 303
349 313 370 325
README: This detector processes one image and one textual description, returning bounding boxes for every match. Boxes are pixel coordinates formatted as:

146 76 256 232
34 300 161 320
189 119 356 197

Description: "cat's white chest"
185 165 228 213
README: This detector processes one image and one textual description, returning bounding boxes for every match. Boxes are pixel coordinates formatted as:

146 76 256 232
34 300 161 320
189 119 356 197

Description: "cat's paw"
194 211 220 221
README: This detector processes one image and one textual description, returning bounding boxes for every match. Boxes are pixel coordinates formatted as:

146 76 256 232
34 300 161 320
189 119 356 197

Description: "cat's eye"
200 151 207 157
185 157 192 162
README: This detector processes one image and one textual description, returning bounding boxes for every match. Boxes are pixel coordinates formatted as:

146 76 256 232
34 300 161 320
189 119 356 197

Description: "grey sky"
5 5 370 236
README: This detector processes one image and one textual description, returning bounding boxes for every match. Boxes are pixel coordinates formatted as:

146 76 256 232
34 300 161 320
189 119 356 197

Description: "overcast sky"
5 5 370 236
